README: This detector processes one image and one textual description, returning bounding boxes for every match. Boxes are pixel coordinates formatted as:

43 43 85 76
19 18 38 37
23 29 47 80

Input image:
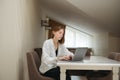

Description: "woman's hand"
57 55 73 61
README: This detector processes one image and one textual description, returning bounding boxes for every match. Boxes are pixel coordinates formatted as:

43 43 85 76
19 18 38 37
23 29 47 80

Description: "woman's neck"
53 38 59 49
53 37 58 44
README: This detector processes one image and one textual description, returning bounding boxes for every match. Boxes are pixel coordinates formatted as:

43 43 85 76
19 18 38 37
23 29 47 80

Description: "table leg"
113 67 119 80
60 67 66 80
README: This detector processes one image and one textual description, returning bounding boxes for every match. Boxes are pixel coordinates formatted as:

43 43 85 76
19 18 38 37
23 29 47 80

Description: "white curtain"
65 26 93 48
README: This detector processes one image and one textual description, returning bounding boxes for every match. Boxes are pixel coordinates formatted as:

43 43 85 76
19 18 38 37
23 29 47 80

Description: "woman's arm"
63 45 74 60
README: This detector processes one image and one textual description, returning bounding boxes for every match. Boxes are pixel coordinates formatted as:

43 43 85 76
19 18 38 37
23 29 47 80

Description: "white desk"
57 56 120 80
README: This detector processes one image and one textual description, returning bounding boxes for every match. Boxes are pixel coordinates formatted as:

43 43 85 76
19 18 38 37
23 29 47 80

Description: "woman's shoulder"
59 43 66 48
44 39 52 45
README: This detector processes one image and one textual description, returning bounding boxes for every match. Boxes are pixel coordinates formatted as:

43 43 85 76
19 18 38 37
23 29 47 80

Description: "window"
65 26 93 48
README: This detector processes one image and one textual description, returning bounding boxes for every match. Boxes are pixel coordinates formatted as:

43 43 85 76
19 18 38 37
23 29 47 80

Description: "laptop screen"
72 48 88 61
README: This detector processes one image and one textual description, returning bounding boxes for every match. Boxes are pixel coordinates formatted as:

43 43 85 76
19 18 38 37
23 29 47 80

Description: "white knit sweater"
39 39 73 73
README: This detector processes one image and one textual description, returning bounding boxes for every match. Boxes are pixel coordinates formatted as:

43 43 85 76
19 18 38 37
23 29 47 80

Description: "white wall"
0 0 45 80
0 0 20 80
93 31 109 56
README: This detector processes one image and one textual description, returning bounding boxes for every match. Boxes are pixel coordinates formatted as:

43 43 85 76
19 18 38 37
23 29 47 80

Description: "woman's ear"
52 31 55 35
52 31 55 37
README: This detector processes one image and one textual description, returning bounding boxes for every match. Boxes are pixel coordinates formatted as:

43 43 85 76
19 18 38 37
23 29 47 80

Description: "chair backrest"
108 52 120 61
34 48 42 65
116 53 120 61
27 51 41 80
34 48 42 58
27 51 54 80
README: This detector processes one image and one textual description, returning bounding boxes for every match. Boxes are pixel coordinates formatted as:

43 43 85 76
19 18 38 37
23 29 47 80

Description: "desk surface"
57 56 120 67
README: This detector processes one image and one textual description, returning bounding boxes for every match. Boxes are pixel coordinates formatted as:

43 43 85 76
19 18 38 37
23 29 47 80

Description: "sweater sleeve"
41 41 57 65
63 45 74 56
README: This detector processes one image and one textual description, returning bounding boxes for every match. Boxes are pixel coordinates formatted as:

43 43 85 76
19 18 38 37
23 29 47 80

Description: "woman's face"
53 29 64 40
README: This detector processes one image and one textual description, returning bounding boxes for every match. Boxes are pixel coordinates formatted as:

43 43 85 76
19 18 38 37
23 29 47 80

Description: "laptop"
71 48 88 61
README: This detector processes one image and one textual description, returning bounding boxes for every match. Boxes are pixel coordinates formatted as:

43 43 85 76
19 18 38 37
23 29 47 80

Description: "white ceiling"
67 0 120 30
40 0 120 34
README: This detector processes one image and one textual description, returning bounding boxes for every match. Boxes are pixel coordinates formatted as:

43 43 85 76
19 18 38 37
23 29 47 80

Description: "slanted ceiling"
40 0 120 34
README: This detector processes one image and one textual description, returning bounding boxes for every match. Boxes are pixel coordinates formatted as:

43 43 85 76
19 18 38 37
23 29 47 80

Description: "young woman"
39 25 74 80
